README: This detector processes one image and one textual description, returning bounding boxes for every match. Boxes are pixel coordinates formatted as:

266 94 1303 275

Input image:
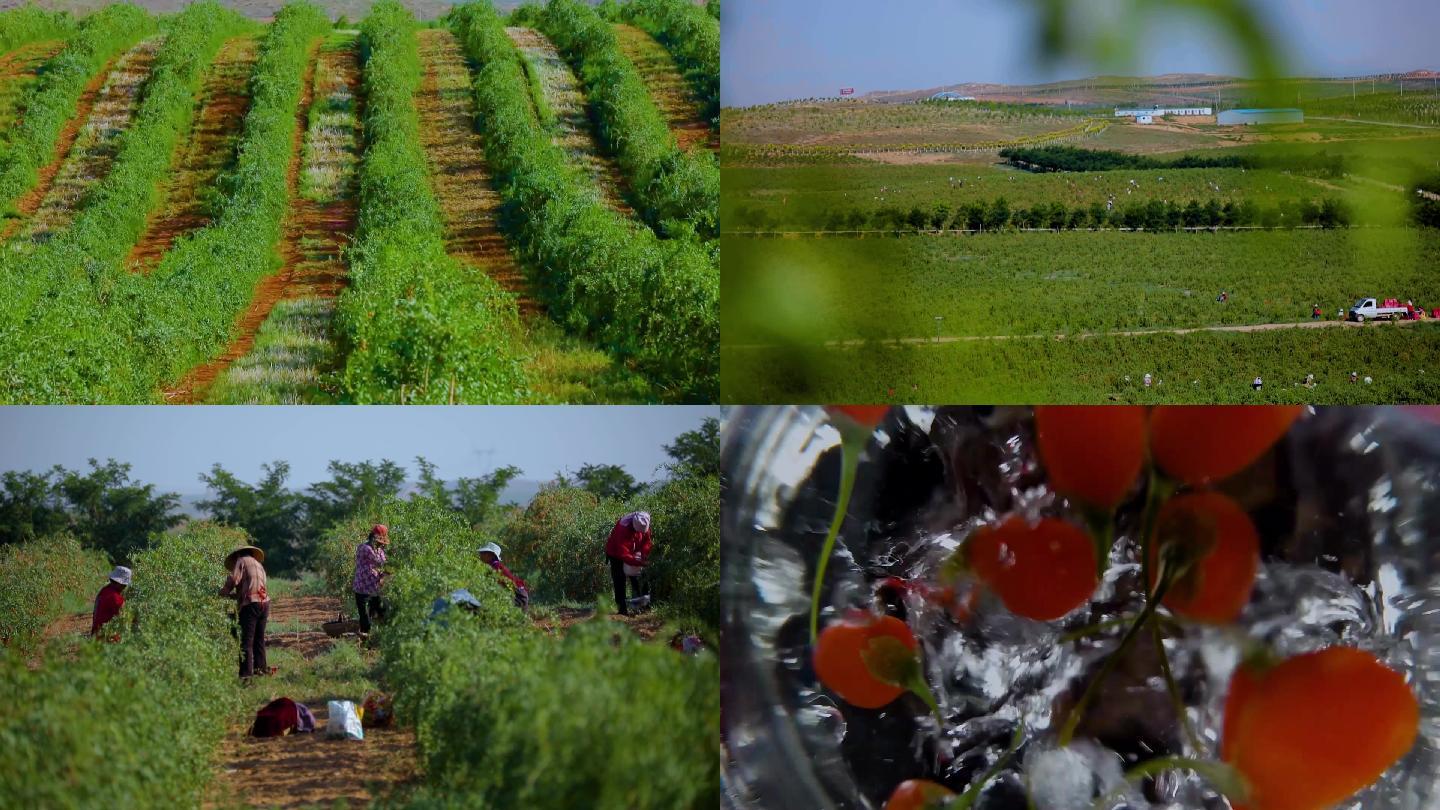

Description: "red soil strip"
128 35 260 271
532 605 664 641
0 50 123 242
17 37 161 241
416 28 536 315
163 40 328 405
613 23 715 152
203 596 418 809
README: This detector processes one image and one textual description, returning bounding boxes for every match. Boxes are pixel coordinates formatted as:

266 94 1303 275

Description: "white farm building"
1114 106 1213 118
930 91 977 101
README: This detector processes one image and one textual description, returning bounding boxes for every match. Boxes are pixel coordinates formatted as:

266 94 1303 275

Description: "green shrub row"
449 1 718 401
502 477 719 628
1 2 252 319
0 4 154 210
538 0 717 239
0 2 329 402
333 0 526 403
0 535 108 654
0 524 247 806
316 498 717 810
0 6 76 55
620 0 717 124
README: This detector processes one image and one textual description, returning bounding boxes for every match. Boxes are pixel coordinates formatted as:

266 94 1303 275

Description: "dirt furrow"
127 35 260 271
613 23 715 152
203 595 417 809
14 36 163 243
163 40 326 405
416 28 535 315
0 39 64 134
0 49 125 241
505 25 634 216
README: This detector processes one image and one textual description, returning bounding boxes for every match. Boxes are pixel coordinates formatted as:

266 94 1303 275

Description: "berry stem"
953 720 1026 810
810 424 868 643
1150 615 1206 755
1058 572 1177 747
1087 756 1248 810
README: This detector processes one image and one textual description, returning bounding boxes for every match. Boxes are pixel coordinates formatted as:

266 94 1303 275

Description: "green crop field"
722 87 1440 404
0 0 718 404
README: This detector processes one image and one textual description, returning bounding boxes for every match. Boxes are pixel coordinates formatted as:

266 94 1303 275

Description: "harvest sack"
325 700 364 740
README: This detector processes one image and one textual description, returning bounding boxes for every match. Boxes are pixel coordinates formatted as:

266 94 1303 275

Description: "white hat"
477 542 502 559
109 566 132 586
629 512 651 532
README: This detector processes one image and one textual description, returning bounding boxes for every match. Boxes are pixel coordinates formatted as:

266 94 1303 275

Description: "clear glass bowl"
721 406 1440 810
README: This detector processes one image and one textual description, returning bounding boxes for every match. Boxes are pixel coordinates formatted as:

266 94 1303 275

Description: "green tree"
197 462 305 575
664 417 719 479
573 463 642 500
454 466 524 529
55 459 180 564
0 469 68 545
303 459 407 539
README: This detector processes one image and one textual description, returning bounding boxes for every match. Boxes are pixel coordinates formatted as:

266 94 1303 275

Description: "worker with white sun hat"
477 542 530 610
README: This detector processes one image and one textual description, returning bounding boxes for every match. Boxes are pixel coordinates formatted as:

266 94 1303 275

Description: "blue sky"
722 0 1440 106
0 407 720 492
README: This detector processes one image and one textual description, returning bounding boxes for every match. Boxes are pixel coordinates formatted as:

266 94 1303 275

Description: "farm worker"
1252 376 1263 391
1338 308 1345 320
220 545 270 680
91 566 131 640
605 511 653 616
477 542 530 610
1143 373 1153 388
353 525 389 638
1312 304 1322 319
1351 371 1359 383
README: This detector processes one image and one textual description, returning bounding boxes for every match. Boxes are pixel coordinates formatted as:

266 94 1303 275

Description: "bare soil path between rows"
0 39 64 132
14 36 162 243
128 35 260 271
204 595 418 809
612 23 715 152
725 316 1424 350
505 25 634 217
416 28 536 315
0 45 133 242
163 38 327 405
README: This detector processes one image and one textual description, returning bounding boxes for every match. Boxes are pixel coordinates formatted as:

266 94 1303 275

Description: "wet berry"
814 610 919 709
1149 406 1302 485
1034 406 1147 510
884 779 955 810
1148 492 1259 623
967 517 1098 621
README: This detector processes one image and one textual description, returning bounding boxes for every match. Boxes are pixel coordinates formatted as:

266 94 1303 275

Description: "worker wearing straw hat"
91 566 131 640
219 544 270 680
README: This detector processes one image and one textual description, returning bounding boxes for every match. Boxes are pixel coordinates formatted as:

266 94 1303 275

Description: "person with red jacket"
91 566 131 640
477 542 529 610
604 511 652 616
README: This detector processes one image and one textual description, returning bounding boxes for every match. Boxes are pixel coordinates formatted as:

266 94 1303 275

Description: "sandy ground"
203 595 418 809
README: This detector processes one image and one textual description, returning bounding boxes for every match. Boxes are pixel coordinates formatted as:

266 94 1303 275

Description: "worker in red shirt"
477 542 529 610
91 566 131 640
604 511 652 616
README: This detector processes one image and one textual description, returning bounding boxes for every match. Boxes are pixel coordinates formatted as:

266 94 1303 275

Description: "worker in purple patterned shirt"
353 524 389 639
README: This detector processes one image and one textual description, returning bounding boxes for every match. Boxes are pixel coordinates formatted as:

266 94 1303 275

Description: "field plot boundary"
0 39 66 132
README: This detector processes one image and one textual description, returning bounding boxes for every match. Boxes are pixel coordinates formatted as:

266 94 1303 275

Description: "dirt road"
204 595 417 809
724 316 1424 351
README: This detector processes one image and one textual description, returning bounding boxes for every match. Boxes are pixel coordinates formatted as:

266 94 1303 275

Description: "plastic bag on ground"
325 700 364 740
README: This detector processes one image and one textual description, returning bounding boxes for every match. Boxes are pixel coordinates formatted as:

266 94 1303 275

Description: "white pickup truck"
1349 298 1413 323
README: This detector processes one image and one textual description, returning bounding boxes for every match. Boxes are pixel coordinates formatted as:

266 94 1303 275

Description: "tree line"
0 419 719 576
998 144 1347 177
732 195 1355 233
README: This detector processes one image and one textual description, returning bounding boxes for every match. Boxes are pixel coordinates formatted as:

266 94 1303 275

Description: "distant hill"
845 71 1438 109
